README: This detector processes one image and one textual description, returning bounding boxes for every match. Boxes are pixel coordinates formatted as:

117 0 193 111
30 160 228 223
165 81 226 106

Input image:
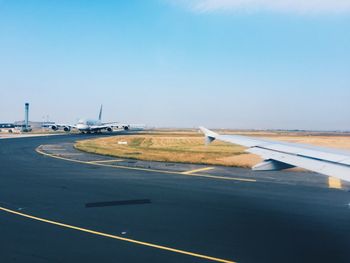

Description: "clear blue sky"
0 0 349 130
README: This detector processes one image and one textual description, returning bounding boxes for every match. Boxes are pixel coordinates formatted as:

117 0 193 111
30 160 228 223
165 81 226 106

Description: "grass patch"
74 131 256 167
75 130 350 168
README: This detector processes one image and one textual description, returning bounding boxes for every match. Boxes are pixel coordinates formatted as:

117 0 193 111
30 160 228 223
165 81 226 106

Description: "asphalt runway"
0 134 349 263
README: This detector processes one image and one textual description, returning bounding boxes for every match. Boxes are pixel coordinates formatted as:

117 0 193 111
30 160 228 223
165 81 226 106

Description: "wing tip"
199 126 218 144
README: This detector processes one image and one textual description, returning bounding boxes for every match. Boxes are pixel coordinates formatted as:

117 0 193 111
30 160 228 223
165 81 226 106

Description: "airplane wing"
43 123 76 131
199 127 350 182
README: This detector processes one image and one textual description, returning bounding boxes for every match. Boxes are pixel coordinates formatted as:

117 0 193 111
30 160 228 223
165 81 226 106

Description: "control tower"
23 102 30 132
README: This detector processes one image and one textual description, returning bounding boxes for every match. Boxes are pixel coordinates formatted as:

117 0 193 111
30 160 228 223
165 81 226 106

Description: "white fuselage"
76 119 101 131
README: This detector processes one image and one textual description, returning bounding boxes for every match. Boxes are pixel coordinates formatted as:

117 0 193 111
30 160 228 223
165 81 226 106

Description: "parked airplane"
200 127 350 182
49 105 140 133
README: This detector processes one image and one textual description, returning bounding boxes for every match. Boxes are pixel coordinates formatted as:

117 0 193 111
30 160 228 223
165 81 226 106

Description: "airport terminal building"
0 121 55 133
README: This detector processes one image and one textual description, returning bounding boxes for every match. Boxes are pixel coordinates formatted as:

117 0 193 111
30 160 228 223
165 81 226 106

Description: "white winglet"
199 127 218 145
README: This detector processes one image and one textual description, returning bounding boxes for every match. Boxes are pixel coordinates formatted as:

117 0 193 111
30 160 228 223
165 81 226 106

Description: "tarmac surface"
0 133 349 263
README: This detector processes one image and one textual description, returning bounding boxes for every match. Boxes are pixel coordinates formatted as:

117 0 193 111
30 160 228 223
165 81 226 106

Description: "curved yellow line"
0 206 236 263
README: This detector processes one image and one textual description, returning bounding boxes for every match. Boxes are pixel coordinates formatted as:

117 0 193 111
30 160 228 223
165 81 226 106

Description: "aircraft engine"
123 126 129 131
51 125 58 131
63 126 71 132
107 127 112 132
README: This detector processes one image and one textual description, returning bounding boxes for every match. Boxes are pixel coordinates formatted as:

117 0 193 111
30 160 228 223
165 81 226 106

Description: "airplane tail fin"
98 105 103 121
199 127 218 145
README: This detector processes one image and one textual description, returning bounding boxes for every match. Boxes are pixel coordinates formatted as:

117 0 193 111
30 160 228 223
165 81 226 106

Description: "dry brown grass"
75 130 350 168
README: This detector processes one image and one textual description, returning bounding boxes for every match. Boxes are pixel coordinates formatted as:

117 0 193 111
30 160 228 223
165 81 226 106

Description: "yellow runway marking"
56 153 83 156
43 147 64 150
328 177 342 189
36 146 256 183
182 167 215 175
187 173 256 182
0 206 235 263
88 159 124 163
